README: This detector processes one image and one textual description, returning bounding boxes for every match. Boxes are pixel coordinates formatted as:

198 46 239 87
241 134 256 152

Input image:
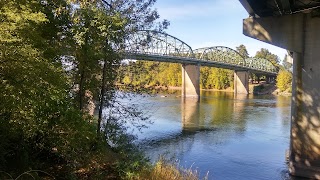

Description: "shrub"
276 70 292 92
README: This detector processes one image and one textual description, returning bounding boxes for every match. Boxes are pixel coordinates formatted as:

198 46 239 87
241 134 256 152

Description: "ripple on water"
128 91 292 180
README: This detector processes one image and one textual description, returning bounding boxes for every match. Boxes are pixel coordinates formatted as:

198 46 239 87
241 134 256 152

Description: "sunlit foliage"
276 70 292 92
0 0 167 178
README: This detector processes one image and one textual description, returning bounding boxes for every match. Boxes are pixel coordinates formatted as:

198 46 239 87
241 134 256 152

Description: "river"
126 90 294 180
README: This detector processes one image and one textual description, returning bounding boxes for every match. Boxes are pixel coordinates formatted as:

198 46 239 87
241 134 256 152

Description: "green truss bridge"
121 30 279 96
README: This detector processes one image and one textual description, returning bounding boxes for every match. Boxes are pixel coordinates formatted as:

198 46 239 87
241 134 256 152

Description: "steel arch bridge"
122 30 278 76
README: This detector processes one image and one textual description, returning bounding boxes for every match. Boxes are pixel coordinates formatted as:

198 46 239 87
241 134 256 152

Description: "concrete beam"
182 64 200 98
243 14 304 52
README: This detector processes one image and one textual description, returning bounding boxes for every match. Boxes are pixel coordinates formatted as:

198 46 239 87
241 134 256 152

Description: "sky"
154 0 287 60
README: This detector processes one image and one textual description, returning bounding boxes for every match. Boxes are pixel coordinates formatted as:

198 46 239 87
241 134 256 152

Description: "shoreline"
152 85 292 96
117 83 292 96
152 86 234 92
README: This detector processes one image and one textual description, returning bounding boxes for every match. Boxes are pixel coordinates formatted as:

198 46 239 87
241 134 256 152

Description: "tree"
255 48 280 65
200 67 211 89
0 1 100 176
66 0 169 136
276 70 292 92
0 0 168 176
254 48 280 83
201 67 233 90
236 44 249 58
282 54 293 71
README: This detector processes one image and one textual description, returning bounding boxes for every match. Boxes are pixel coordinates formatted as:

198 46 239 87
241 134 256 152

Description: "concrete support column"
234 71 249 94
243 11 320 179
182 64 200 98
289 51 320 179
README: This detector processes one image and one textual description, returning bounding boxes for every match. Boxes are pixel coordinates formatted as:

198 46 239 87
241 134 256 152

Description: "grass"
136 157 207 180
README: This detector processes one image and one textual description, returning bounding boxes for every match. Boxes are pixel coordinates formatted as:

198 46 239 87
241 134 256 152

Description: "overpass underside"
240 0 320 178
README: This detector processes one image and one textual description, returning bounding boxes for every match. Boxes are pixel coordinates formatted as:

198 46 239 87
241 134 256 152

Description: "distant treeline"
117 61 233 90
117 46 293 91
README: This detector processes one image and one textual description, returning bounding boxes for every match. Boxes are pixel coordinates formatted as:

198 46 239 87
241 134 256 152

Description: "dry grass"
136 158 208 180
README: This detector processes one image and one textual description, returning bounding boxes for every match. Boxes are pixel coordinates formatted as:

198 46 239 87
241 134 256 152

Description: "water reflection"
180 92 248 133
134 91 292 180
181 98 200 131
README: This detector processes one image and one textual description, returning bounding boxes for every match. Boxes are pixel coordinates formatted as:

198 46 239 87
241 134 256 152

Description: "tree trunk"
97 58 107 136
79 69 85 111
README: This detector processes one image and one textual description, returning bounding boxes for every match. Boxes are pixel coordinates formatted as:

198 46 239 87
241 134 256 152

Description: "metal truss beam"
122 30 278 75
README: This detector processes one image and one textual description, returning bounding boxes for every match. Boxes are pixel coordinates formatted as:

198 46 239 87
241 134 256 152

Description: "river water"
129 90 294 180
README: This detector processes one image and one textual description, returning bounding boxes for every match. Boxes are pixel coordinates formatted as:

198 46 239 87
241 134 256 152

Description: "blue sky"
154 0 287 60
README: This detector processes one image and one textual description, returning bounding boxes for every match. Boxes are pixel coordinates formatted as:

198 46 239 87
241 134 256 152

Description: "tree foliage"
119 61 233 90
0 0 166 177
282 54 293 71
119 61 181 87
255 48 280 65
236 44 249 58
276 70 292 92
200 67 233 89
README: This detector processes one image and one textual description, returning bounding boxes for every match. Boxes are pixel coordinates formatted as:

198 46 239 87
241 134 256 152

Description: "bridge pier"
234 71 249 94
182 64 200 98
265 75 274 84
243 13 320 179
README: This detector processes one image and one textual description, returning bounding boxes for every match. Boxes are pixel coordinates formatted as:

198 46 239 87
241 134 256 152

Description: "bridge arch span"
125 30 194 59
245 57 278 73
193 46 246 67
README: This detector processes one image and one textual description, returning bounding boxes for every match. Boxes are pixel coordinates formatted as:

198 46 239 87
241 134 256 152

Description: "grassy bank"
137 158 205 180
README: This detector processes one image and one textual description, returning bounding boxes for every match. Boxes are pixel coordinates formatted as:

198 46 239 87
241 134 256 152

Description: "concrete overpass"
123 30 278 97
239 0 320 178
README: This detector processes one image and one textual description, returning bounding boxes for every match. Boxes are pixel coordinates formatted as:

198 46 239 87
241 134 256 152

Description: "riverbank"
249 83 292 96
147 84 291 96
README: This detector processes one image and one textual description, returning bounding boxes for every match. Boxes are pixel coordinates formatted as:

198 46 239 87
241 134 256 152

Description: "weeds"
136 156 208 180
0 170 55 180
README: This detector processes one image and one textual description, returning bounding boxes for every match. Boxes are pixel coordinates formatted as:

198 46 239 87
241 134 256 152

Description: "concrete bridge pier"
289 51 320 178
243 13 320 179
234 71 249 94
182 64 200 98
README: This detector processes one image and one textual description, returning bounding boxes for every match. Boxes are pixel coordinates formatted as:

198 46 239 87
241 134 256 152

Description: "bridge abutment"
182 64 200 98
243 13 320 179
234 71 249 94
